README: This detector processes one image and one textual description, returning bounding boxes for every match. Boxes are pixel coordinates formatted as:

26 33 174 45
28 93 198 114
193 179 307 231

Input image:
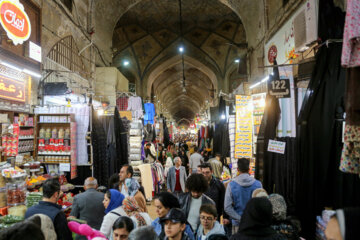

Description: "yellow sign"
235 95 253 159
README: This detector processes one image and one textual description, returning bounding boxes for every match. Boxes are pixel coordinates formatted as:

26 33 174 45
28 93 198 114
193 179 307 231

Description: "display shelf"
18 150 34 153
19 126 34 128
37 122 71 124
19 137 34 140
37 153 71 156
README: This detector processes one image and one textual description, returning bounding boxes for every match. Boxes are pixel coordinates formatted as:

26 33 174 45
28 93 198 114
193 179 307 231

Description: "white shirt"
187 197 202 231
201 234 207 240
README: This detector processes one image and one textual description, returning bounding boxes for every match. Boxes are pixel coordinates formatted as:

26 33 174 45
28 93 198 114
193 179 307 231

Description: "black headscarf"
238 197 277 237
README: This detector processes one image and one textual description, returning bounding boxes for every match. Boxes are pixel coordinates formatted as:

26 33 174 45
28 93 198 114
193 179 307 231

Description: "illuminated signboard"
0 0 31 45
0 74 25 102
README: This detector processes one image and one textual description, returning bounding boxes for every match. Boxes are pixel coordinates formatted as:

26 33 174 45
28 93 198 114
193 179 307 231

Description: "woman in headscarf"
230 197 286 240
268 194 300 240
100 189 125 239
325 207 360 240
125 178 147 212
121 196 152 228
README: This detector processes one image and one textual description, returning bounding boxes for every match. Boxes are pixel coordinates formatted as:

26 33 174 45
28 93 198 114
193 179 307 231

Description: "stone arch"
145 55 218 97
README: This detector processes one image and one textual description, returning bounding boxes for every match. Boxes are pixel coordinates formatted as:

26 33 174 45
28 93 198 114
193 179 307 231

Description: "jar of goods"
6 182 26 205
58 128 65 139
39 128 46 138
45 128 51 140
64 128 70 139
51 128 58 139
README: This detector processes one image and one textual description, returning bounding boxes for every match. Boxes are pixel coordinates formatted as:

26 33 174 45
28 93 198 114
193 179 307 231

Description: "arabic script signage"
0 74 25 102
235 95 253 159
0 0 31 45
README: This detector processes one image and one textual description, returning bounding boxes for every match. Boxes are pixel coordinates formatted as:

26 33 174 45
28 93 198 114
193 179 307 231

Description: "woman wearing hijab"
230 197 286 240
268 194 300 240
100 189 125 239
125 178 147 212
121 197 152 227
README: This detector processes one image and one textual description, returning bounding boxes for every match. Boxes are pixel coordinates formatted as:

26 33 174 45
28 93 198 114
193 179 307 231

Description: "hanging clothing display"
339 124 360 176
296 9 360 237
144 103 156 125
137 164 154 200
91 108 109 186
127 96 143 119
117 96 129 111
144 123 156 142
341 0 360 68
114 108 129 172
129 120 143 166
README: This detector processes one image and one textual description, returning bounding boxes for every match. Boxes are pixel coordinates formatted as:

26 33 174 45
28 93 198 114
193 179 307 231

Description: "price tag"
59 163 70 172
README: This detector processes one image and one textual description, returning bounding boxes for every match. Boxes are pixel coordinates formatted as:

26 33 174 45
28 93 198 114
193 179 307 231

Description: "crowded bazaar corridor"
0 0 359 239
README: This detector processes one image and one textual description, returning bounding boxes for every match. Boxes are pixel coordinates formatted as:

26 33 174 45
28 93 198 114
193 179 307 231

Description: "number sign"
268 78 291 98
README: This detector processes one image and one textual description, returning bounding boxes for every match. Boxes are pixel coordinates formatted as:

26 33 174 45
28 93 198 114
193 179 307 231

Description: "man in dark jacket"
69 177 105 234
179 173 215 232
25 178 72 240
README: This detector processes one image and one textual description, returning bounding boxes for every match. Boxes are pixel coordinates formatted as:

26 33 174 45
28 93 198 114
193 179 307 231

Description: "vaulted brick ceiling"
112 0 246 121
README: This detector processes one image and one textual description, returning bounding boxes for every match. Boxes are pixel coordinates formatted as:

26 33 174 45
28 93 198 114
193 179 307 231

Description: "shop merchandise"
144 102 156 125
345 67 360 125
339 124 360 176
137 164 154 200
127 96 143 119
117 96 129 111
1 124 20 157
341 0 360 68
129 120 143 166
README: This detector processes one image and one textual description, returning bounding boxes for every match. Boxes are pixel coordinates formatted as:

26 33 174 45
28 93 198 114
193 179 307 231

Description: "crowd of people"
1 145 359 240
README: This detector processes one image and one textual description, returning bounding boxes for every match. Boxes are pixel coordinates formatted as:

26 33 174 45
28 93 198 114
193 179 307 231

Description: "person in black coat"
230 198 286 240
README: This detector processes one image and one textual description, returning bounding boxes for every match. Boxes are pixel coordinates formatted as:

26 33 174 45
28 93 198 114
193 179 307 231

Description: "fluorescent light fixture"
123 60 130 66
178 46 184 53
249 76 270 89
1 61 22 72
234 59 240 63
23 69 42 78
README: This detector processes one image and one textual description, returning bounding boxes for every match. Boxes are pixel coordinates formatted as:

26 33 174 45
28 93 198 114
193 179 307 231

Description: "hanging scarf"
122 197 146 227
105 189 125 214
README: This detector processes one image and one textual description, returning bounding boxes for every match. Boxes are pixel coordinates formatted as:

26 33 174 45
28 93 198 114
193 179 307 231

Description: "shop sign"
268 139 286 154
0 0 31 45
0 74 25 102
29 41 42 62
268 78 291 98
235 95 253 159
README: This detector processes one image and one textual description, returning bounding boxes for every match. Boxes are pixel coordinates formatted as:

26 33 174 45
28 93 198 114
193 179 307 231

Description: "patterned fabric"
122 197 146 227
117 96 129 111
339 124 360 176
125 178 141 197
341 0 360 67
268 194 287 221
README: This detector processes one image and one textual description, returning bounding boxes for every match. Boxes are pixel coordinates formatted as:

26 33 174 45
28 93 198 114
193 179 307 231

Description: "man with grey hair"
167 157 187 196
69 177 105 239
128 226 159 240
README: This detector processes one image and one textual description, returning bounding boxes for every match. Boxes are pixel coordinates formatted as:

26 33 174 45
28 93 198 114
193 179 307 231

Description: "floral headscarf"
268 193 287 221
122 197 146 227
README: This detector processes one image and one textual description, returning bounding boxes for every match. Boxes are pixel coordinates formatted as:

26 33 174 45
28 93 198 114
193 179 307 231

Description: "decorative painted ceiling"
112 0 247 121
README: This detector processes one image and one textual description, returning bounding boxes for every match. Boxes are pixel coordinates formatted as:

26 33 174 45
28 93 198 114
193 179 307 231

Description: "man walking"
189 147 204 174
119 164 134 197
179 174 215 231
167 157 187 196
25 178 72 240
208 153 223 179
224 158 262 234
69 177 105 234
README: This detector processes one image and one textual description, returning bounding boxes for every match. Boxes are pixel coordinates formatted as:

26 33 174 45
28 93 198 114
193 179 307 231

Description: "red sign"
268 45 277 64
0 74 25 102
0 0 31 45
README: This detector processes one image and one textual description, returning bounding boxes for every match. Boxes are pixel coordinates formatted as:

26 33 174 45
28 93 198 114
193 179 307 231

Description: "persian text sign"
267 140 286 154
0 74 25 102
0 0 31 45
235 95 253 159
